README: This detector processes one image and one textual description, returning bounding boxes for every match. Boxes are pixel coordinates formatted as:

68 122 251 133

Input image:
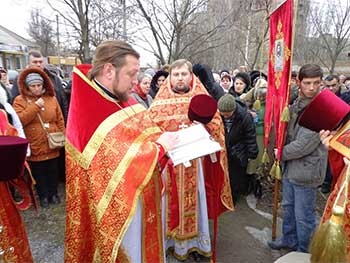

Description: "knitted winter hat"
218 94 236 112
25 73 43 86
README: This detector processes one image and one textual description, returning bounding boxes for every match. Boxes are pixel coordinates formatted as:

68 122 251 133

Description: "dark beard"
172 85 190 94
114 90 130 102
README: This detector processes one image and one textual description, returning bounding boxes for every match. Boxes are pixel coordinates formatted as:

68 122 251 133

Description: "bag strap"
36 113 49 136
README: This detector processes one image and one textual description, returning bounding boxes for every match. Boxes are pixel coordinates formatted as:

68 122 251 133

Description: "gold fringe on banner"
253 99 261 111
269 161 277 178
261 148 270 164
275 161 282 180
269 161 282 180
280 105 290 122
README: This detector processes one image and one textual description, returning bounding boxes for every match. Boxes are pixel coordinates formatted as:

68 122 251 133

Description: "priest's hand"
156 131 179 152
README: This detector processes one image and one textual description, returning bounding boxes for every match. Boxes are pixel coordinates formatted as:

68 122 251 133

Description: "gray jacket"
131 93 153 109
281 97 328 187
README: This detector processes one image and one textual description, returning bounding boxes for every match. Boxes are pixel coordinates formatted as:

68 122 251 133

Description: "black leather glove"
193 64 224 101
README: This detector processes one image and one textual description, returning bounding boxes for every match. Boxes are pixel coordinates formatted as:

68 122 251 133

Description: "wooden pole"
272 178 280 240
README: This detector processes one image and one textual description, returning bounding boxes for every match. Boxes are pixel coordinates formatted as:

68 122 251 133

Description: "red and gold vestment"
65 65 166 262
148 75 233 259
0 109 34 263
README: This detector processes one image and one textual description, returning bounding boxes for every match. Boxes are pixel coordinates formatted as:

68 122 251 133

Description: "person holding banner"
267 64 328 253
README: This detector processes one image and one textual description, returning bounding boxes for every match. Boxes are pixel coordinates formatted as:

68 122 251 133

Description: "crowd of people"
2 39 350 262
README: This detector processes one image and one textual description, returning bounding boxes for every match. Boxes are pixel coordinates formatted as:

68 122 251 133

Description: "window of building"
15 57 21 69
5 58 11 69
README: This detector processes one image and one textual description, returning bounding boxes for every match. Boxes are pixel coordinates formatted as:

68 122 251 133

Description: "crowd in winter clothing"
3 48 350 262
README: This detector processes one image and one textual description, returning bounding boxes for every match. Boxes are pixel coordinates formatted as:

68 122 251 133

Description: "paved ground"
21 181 328 263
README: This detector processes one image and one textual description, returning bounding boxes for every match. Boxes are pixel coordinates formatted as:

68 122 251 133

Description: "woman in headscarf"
131 72 153 108
13 67 65 208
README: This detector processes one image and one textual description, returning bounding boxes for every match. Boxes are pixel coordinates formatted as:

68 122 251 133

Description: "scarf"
134 84 147 100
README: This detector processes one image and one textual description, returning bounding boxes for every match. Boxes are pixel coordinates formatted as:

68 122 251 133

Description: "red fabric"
299 89 350 132
188 94 217 125
0 109 34 262
265 0 293 159
153 144 179 232
203 153 226 219
0 109 17 136
66 65 165 262
156 143 169 171
329 149 345 190
0 183 33 262
203 153 225 263
0 136 28 181
68 65 137 151
134 83 147 100
167 161 179 231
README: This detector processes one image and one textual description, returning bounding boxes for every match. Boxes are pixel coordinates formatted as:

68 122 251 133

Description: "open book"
167 124 222 166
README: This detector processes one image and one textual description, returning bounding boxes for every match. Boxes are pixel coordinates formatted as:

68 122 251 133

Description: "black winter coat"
193 64 225 101
224 101 258 167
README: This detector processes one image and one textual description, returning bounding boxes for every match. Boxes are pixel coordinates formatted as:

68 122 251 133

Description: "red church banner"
264 0 293 179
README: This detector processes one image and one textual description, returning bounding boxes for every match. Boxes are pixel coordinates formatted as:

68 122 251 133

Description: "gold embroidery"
111 150 160 263
66 67 165 262
96 126 160 222
147 211 156 223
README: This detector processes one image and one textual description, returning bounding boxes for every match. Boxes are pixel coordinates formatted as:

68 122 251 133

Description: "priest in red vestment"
0 109 34 263
148 59 233 261
64 40 179 262
299 89 350 262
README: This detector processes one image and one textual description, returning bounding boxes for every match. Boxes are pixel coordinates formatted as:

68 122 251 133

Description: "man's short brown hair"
88 40 140 80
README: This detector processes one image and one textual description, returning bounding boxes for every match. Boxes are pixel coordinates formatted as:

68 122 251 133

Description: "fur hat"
234 72 251 88
18 67 55 97
188 94 217 124
218 94 236 112
25 73 43 86
250 70 267 87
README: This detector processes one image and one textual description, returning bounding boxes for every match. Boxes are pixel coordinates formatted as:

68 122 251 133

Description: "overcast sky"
1 0 47 38
2 0 335 68
0 0 156 67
